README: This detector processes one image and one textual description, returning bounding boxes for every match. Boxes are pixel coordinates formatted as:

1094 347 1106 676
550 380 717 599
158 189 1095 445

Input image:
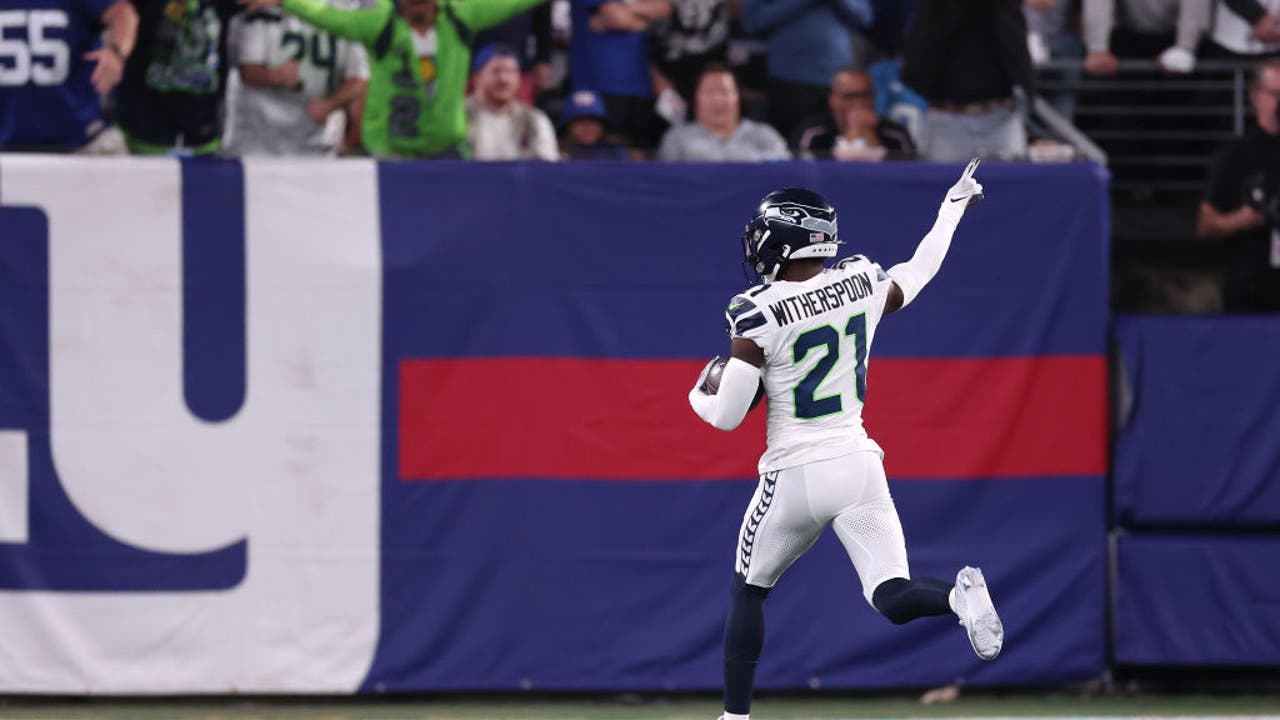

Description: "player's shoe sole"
953 566 1003 660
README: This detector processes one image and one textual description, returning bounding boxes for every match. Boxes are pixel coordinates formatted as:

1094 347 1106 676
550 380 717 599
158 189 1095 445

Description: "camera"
1244 172 1280 225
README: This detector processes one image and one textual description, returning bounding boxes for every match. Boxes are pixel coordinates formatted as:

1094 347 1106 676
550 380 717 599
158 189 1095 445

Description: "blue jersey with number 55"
0 0 114 149
726 255 896 474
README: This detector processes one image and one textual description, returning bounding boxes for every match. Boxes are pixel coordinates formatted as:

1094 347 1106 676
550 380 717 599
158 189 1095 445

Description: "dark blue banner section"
180 158 246 424
378 162 1110 360
1115 533 1280 665
1114 315 1280 526
371 161 1111 690
366 476 1107 690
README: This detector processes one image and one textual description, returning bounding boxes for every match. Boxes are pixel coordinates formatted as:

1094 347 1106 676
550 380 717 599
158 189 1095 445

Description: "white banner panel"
0 156 381 693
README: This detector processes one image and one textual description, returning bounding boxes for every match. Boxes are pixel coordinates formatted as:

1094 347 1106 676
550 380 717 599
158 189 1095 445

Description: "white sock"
948 586 958 615
723 713 750 720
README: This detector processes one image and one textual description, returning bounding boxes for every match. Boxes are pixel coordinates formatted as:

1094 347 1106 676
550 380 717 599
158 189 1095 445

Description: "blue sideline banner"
1114 315 1280 526
1115 533 1280 665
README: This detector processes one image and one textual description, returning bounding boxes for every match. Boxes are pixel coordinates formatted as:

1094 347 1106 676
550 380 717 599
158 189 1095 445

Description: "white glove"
1158 46 1195 74
938 156 985 226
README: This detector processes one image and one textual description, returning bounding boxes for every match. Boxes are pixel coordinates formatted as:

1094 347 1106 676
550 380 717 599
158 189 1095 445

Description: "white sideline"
792 716 1280 720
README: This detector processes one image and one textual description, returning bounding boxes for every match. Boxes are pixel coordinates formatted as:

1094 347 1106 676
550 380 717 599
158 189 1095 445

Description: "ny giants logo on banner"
0 157 381 692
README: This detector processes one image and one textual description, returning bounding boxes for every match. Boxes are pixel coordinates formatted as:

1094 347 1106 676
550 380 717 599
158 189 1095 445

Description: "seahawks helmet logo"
741 187 840 284
762 203 838 238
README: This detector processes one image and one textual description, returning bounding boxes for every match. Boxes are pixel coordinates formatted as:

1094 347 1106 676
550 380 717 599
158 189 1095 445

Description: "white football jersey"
224 7 369 155
727 255 895 474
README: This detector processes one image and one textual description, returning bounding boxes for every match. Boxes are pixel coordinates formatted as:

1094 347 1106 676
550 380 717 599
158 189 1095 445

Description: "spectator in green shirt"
240 0 547 157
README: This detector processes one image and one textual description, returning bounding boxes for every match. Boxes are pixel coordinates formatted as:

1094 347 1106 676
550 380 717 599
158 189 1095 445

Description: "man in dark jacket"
740 0 872 140
791 68 915 160
902 0 1032 162
1197 59 1280 311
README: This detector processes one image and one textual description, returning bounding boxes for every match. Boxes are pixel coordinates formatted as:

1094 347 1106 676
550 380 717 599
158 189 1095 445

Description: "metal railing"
1036 59 1253 197
1031 95 1108 164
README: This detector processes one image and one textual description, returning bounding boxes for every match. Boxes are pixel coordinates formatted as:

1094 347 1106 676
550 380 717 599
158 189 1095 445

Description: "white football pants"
734 450 911 605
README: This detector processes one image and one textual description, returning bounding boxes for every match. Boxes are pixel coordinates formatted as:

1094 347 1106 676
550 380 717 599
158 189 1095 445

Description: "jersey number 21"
792 313 867 419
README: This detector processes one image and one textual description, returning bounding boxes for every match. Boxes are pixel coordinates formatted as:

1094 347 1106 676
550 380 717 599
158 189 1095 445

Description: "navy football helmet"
741 187 841 284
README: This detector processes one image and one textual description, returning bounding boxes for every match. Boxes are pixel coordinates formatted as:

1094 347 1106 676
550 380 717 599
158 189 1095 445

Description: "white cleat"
952 566 1004 660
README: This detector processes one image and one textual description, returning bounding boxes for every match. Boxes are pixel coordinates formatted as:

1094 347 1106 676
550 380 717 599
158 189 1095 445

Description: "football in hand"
701 356 766 410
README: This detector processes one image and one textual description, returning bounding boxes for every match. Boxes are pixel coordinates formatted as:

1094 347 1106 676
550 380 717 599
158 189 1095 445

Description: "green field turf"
0 694 1277 720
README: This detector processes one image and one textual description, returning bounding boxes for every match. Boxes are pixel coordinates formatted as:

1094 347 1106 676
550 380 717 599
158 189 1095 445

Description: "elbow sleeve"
885 214 957 309
688 358 762 431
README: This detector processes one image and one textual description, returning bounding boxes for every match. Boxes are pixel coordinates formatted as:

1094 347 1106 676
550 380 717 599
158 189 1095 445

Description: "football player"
689 159 1002 720
0 0 137 152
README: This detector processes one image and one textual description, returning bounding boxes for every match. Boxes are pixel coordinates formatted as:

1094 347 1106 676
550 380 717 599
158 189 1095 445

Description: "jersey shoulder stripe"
836 254 889 283
835 254 867 269
835 254 875 272
725 294 770 338
733 312 767 334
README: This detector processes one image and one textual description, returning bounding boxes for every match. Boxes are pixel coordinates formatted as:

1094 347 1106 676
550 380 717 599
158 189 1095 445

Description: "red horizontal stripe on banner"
399 356 1106 481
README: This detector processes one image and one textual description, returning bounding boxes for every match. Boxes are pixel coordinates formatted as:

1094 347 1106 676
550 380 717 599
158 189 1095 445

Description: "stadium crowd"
12 0 1271 162
4 0 1280 309
9 0 1280 161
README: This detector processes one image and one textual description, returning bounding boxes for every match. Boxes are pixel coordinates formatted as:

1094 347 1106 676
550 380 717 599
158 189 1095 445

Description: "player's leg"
872 565 1004 660
869 576 953 624
825 452 948 622
722 574 769 720
829 452 1004 658
826 451 946 619
722 468 824 720
948 565 1004 660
